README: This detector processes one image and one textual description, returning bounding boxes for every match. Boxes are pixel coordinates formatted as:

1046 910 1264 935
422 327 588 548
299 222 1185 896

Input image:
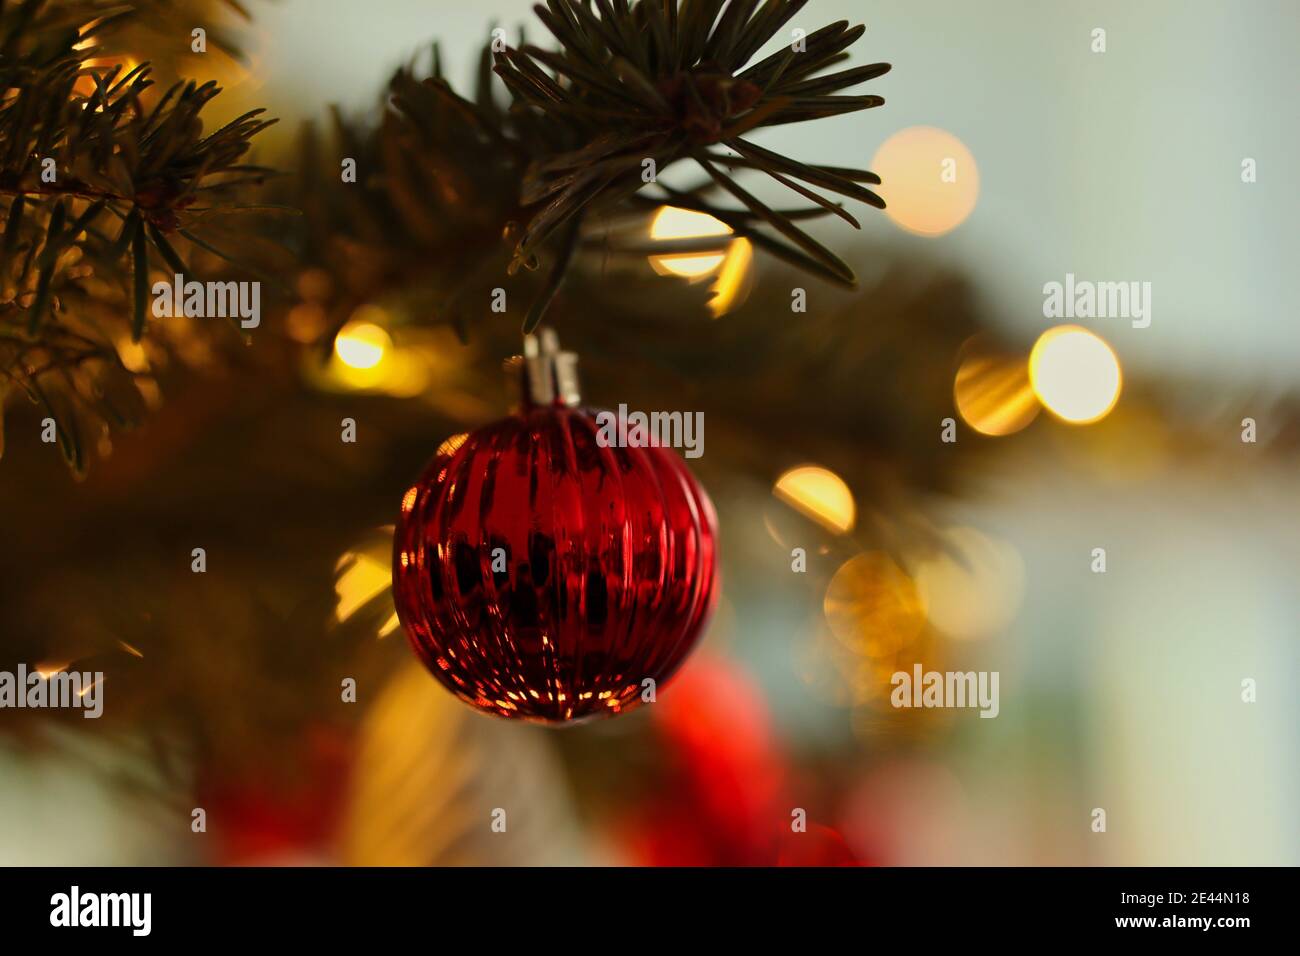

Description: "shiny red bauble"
392 401 718 723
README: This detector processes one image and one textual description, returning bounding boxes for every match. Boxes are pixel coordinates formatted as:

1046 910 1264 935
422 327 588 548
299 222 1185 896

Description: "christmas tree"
7 0 1289 871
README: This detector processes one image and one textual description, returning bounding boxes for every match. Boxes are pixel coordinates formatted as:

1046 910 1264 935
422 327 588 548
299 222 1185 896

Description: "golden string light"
334 319 391 371
823 552 932 711
773 465 856 534
334 548 402 638
648 206 754 318
824 552 927 653
648 206 733 278
1029 325 1122 424
312 305 437 397
911 527 1025 642
872 126 980 237
953 346 1039 437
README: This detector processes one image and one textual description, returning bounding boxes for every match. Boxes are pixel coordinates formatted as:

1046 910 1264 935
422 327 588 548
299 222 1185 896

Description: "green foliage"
0 0 277 473
287 46 541 349
495 0 890 294
288 1 891 342
2 1 892 474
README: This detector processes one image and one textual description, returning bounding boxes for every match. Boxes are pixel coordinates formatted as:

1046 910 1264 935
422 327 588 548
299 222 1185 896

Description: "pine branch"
0 0 279 474
495 0 891 287
282 1 890 342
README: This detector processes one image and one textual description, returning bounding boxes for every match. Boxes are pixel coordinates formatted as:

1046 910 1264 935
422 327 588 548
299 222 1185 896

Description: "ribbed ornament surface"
393 405 718 723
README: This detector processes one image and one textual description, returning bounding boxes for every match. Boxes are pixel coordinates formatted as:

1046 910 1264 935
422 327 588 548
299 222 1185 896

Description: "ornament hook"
519 327 580 407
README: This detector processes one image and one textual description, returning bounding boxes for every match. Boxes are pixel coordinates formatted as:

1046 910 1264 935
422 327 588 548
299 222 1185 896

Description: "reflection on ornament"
1029 325 1122 424
872 126 979 237
773 465 855 534
434 433 468 459
392 330 719 723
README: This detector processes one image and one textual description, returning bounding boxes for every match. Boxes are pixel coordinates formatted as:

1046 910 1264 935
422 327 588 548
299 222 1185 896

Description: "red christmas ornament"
392 330 718 723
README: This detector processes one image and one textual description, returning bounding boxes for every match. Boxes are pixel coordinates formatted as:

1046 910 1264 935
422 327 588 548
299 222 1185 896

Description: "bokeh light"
114 337 150 374
872 126 979 237
649 206 733 278
285 303 328 344
707 237 754 318
773 465 856 534
73 56 140 101
953 347 1039 436
823 552 927 654
911 527 1025 642
312 305 440 397
334 319 390 370
647 206 753 316
335 550 399 637
823 552 939 720
1029 325 1122 424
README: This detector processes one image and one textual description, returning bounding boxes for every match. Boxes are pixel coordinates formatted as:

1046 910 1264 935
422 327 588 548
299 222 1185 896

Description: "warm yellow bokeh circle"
1028 325 1122 424
953 352 1039 436
773 465 856 535
648 206 732 278
872 126 979 237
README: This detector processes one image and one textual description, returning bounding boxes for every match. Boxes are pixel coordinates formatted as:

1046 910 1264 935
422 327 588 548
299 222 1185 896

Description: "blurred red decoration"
626 657 784 865
618 656 864 866
392 333 718 723
197 724 352 866
776 823 860 867
656 657 784 846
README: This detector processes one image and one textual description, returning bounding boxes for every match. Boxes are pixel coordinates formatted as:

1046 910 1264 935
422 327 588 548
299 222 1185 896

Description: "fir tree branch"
0 0 279 474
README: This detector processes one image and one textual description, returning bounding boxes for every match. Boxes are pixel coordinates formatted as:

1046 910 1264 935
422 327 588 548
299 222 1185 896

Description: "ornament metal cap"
516 327 580 407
